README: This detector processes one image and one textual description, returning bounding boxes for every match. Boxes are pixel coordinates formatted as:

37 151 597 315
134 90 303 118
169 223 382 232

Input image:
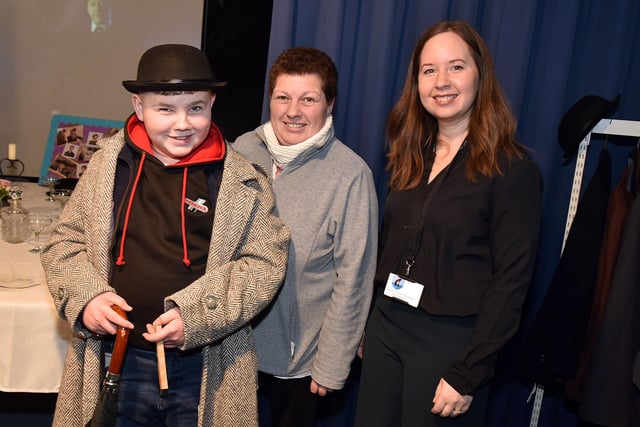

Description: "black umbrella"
86 305 130 427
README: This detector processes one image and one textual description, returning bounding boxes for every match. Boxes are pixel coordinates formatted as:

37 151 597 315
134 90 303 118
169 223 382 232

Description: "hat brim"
559 94 621 163
122 80 227 94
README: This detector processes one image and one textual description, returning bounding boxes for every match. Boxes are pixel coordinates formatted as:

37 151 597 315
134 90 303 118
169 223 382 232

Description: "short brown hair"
268 47 338 103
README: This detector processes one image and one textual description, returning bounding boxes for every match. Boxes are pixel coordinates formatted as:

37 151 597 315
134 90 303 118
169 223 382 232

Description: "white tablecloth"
0 182 71 393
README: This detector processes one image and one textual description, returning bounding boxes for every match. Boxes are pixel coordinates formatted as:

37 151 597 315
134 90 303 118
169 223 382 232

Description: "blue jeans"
103 342 203 427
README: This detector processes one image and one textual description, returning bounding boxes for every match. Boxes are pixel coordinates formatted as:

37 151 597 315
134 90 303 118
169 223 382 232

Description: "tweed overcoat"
40 130 290 427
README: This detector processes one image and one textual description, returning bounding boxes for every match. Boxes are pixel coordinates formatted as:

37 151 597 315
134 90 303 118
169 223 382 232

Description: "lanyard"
402 141 467 277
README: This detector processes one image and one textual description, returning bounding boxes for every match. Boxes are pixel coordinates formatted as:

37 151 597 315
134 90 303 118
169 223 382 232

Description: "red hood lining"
126 114 226 165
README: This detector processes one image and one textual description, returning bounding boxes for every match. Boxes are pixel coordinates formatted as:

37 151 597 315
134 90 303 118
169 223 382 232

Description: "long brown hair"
386 21 524 190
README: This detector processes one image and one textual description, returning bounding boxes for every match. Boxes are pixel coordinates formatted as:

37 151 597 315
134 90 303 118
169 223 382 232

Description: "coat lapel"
208 150 261 267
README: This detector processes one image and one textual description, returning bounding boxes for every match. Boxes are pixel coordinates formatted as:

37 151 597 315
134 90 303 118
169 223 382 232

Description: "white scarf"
263 115 334 172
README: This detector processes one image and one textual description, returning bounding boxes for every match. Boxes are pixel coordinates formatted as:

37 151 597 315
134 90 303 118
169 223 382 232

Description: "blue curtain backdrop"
260 1 640 426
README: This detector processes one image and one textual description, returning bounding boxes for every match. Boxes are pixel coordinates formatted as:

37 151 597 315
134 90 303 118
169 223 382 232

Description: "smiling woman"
269 74 332 147
233 47 378 427
354 21 542 427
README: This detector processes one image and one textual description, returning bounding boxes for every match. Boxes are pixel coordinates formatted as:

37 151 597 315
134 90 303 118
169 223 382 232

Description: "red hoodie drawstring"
115 152 147 266
117 115 225 268
180 167 191 267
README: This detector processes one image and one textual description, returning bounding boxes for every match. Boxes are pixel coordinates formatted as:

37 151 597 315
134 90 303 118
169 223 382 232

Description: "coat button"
205 296 218 310
57 288 65 299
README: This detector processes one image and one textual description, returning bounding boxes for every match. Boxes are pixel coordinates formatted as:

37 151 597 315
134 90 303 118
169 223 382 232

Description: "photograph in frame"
40 114 123 183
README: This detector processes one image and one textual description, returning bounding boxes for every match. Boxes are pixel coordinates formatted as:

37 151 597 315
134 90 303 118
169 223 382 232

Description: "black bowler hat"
557 94 620 163
122 44 226 93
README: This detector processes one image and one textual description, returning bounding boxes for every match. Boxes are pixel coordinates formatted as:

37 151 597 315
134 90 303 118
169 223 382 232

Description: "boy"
41 44 290 427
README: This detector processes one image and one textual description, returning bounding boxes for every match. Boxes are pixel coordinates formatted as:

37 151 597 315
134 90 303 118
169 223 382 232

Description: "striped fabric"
41 130 290 427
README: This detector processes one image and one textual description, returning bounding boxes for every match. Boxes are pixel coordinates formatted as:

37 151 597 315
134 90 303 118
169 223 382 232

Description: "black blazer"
376 147 542 394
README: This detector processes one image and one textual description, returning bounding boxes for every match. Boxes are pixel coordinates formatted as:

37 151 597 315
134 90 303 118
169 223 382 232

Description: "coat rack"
562 119 640 251
528 118 640 427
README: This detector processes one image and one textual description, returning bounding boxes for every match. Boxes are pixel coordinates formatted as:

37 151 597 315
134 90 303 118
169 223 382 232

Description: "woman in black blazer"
354 20 542 427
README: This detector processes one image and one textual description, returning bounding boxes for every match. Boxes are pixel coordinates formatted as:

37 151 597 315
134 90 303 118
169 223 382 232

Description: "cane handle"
107 304 130 376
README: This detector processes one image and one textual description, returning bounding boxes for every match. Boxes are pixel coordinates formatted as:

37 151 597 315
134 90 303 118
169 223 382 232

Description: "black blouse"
375 146 542 394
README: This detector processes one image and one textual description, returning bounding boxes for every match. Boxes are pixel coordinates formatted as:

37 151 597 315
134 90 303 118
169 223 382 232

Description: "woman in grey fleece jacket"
232 47 378 426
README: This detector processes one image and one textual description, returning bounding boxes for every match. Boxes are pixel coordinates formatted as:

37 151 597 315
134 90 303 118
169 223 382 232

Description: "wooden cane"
108 305 130 378
156 325 169 396
87 306 130 426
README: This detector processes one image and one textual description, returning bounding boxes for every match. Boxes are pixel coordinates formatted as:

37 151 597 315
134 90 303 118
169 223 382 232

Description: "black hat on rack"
122 44 227 93
557 94 620 163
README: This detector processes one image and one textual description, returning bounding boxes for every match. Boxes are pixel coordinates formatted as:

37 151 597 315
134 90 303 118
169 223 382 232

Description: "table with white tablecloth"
0 182 71 393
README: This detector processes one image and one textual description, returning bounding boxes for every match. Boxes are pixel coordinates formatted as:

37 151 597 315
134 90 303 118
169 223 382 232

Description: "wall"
0 0 205 177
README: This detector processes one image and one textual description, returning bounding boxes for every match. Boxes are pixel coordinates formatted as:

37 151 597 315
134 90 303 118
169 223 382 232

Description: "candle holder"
0 158 25 176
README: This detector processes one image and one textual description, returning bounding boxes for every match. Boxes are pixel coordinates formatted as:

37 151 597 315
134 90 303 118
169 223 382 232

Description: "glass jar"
1 198 28 243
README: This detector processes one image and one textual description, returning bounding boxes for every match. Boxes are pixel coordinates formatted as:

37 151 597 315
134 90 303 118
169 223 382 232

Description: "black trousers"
258 372 319 427
354 297 488 427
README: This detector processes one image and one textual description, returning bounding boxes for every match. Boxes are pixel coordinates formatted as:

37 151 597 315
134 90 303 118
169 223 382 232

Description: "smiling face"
269 73 333 146
418 31 479 129
132 91 215 165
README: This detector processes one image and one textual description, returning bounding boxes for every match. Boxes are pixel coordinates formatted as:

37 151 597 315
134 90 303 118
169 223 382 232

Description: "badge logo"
185 197 209 213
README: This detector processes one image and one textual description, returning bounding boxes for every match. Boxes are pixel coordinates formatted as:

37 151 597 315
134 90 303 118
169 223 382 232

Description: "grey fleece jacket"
232 126 378 389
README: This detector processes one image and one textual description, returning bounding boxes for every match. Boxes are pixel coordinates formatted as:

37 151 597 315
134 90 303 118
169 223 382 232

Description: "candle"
8 143 16 160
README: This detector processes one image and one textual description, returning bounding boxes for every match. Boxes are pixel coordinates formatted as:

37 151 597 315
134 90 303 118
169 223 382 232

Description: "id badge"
383 272 424 307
